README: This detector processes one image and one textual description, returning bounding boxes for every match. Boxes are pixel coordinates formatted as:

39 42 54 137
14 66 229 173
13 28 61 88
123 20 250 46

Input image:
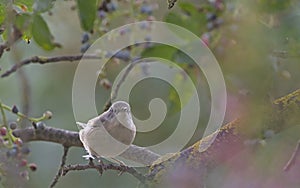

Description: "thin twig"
62 160 147 183
284 140 300 171
1 54 102 78
50 146 70 188
103 61 139 111
0 42 8 58
168 0 178 9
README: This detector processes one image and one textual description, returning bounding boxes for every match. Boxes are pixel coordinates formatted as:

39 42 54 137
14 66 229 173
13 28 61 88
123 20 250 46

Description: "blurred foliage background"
0 0 300 187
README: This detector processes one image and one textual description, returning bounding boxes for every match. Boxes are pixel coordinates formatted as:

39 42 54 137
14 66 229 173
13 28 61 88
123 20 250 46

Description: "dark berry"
80 43 90 53
140 5 153 15
12 105 19 114
206 12 217 21
20 171 29 180
114 50 131 61
98 10 106 19
36 122 45 130
6 148 18 158
119 29 127 36
19 159 27 167
0 127 7 136
21 146 30 155
9 122 18 130
29 163 37 171
215 18 224 26
81 32 89 44
201 33 210 46
139 21 149 30
206 22 214 31
106 2 117 12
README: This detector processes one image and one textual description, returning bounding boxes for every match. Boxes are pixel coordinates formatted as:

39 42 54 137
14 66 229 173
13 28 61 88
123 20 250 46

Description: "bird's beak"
76 122 87 130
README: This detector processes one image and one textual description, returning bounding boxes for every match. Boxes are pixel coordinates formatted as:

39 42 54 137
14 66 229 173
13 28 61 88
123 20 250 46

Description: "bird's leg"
88 157 94 166
82 154 95 160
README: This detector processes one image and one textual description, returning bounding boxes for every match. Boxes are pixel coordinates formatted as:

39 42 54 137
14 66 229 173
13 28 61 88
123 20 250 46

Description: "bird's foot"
82 154 95 160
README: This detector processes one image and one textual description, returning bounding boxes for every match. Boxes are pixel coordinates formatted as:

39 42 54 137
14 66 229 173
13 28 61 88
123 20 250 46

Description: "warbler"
77 101 136 160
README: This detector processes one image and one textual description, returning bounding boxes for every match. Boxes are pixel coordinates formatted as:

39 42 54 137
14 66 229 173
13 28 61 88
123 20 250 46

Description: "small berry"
81 32 89 44
14 138 23 146
114 50 131 61
140 5 153 15
20 170 29 180
206 12 217 21
9 122 18 130
106 2 117 12
139 21 149 30
19 159 27 167
98 10 106 19
215 18 224 26
6 148 18 158
201 32 210 46
12 105 19 114
80 43 90 53
43 110 53 119
0 127 7 136
29 163 37 171
21 146 30 155
206 22 214 31
36 122 46 130
119 29 127 36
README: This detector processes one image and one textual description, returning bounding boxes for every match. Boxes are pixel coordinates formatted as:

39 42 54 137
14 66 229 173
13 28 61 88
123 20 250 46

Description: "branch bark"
12 125 160 165
1 54 102 78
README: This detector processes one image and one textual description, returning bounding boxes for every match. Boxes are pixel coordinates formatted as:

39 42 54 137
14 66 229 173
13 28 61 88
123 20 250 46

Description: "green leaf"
76 0 97 31
31 14 58 50
165 2 206 35
141 44 177 60
178 2 199 15
33 0 55 13
168 69 196 114
172 49 195 66
0 1 7 25
15 13 32 30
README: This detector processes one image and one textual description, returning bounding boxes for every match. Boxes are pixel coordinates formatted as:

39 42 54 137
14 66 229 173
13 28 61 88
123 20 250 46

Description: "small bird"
77 101 136 161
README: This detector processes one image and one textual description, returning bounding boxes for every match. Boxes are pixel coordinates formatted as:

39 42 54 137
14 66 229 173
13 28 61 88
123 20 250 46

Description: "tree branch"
62 159 147 183
1 54 102 78
12 126 160 165
283 140 300 171
50 146 69 188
